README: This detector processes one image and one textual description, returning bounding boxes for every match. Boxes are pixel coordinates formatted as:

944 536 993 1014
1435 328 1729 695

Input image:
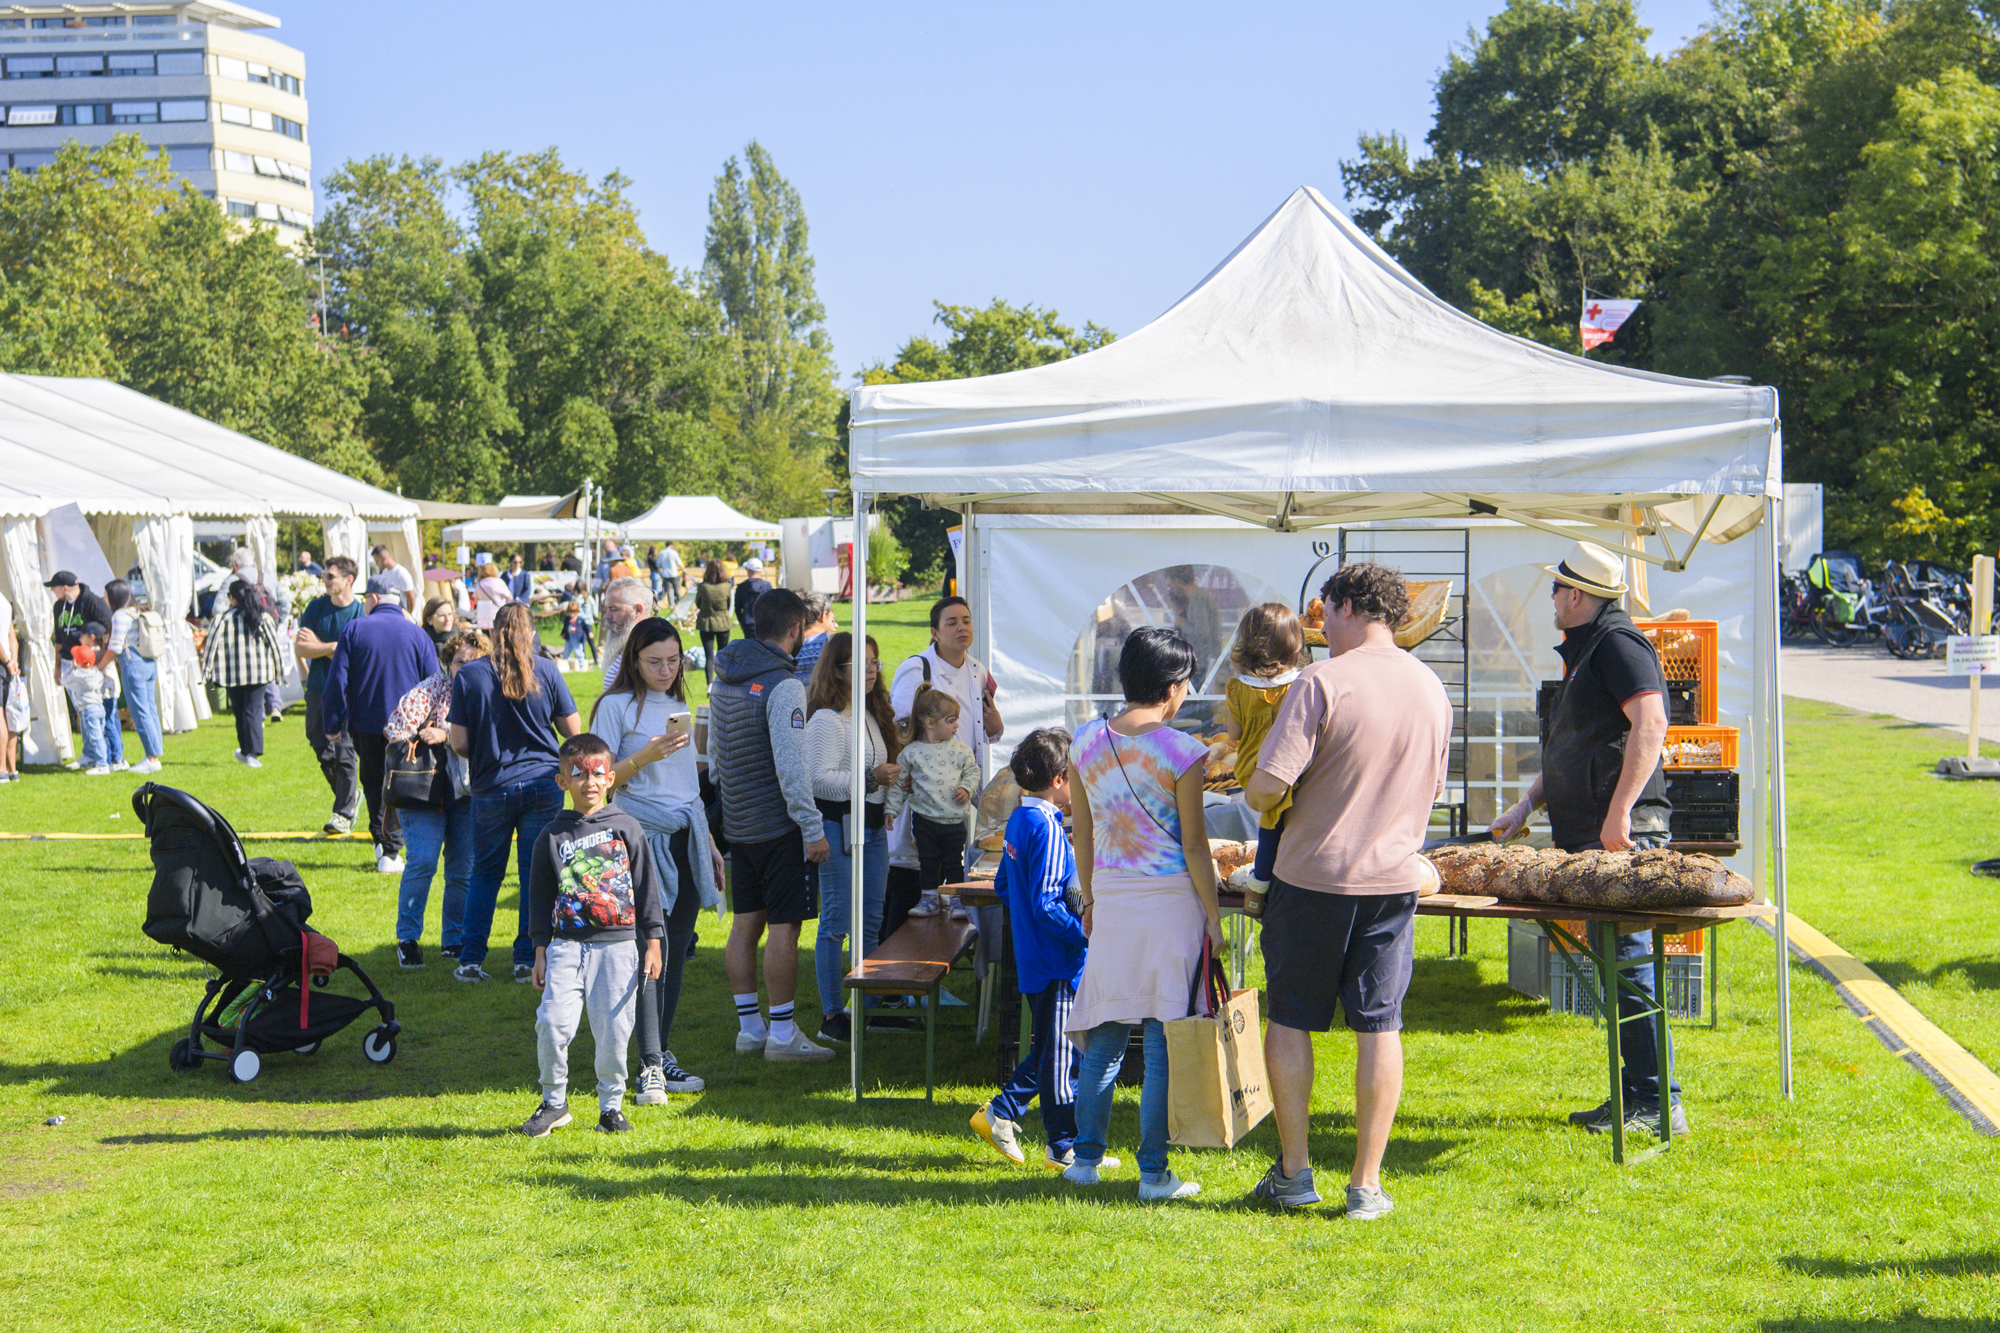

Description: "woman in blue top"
593 617 722 1103
447 602 581 983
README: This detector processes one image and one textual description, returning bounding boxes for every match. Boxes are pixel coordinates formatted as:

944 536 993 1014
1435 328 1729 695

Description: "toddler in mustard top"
1220 603 1309 916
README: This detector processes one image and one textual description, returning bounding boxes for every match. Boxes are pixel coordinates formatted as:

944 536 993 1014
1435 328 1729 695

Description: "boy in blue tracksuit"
970 728 1117 1171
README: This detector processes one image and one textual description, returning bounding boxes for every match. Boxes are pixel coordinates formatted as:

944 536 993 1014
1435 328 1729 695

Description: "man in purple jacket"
325 575 440 874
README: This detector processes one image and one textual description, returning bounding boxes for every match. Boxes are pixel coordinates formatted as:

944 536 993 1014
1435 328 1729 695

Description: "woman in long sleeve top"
802 631 902 1045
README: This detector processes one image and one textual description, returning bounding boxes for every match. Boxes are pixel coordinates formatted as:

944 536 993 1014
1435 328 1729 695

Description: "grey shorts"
1259 880 1417 1033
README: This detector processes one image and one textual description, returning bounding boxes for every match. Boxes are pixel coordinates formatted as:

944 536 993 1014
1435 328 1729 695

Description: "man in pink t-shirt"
1242 562 1451 1219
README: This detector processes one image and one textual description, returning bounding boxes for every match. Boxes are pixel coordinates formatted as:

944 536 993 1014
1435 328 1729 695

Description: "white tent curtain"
391 517 421 580
0 515 69 764
132 513 208 731
245 513 279 596
323 515 369 566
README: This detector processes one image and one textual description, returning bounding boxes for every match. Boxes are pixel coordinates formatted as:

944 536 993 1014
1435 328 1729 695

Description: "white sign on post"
456 545 470 567
1945 635 2000 675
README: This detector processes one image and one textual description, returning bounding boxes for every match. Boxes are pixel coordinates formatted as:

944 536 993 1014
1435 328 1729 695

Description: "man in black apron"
1490 541 1686 1137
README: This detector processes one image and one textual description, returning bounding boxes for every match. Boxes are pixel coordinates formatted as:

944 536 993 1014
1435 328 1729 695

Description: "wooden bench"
844 914 978 1102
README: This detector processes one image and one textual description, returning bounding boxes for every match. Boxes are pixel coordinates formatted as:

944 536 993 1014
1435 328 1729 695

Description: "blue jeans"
1073 1018 1171 1178
396 796 473 947
814 816 887 1017
459 777 564 969
120 653 163 759
1617 830 1679 1108
75 693 118 768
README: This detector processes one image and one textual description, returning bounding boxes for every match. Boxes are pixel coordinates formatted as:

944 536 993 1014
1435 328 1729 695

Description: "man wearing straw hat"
1490 539 1685 1138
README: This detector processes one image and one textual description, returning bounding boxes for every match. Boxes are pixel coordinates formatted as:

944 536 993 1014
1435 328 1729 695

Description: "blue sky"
270 0 1721 379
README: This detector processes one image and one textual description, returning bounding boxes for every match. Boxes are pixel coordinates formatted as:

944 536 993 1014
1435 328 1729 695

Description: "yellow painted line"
1784 912 2000 1135
0 831 372 842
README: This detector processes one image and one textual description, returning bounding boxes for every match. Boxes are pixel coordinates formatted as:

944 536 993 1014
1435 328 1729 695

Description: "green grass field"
1 622 1996 1330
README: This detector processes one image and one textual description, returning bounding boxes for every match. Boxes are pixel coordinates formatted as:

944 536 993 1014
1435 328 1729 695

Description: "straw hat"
1545 541 1628 599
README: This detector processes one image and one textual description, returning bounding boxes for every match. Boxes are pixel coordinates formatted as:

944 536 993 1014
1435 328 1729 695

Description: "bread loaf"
1210 840 1256 879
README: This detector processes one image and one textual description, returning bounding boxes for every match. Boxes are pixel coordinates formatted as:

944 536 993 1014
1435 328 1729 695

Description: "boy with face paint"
519 733 666 1137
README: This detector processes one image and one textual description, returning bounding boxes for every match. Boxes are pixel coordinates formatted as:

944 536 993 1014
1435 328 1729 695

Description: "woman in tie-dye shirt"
1063 626 1224 1203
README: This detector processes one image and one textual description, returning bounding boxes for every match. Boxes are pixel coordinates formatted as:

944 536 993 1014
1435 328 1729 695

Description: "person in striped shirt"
969 728 1116 1173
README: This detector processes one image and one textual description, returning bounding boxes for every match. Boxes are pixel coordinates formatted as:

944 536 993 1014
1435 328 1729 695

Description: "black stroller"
134 783 400 1083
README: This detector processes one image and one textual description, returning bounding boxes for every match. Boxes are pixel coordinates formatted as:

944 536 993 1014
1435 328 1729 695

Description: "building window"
56 103 111 125
156 52 203 77
133 15 179 27
35 16 124 28
222 149 252 174
4 150 56 172
166 145 208 173
158 99 205 121
4 56 55 79
225 198 256 219
4 105 56 126
217 101 302 140
111 100 158 123
215 56 247 82
56 55 104 77
108 54 155 77
278 205 310 228
218 100 249 125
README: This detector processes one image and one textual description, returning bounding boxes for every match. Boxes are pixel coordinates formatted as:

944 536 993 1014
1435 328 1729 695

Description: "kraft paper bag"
1165 957 1272 1149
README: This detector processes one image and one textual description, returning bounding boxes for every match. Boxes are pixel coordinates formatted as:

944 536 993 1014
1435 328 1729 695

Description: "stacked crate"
1508 921 1705 1020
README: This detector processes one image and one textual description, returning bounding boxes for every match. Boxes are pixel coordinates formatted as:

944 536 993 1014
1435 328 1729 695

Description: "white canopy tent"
0 374 421 764
621 495 779 544
440 494 622 549
842 187 1793 1096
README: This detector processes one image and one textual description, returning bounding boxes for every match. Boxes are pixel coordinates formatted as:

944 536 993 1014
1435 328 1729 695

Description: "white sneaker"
735 1030 768 1054
763 1030 836 1062
907 893 942 918
1138 1171 1202 1201
130 758 161 775
949 902 970 920
634 1064 669 1106
1061 1160 1102 1186
83 766 112 776
324 812 353 835
233 751 262 768
109 760 131 772
377 853 405 874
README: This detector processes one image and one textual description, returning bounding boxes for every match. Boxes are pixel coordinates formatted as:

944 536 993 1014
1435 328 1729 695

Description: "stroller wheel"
228 1047 261 1083
293 1041 321 1056
362 1027 397 1066
168 1038 200 1072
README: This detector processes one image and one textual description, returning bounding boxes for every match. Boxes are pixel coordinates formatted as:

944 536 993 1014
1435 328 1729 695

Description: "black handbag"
385 739 447 810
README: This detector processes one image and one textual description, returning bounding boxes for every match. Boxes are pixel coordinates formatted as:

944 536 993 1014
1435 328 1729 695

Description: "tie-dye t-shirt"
1073 718 1209 876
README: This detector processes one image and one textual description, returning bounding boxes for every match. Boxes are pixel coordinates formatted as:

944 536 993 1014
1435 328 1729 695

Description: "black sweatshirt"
527 805 666 947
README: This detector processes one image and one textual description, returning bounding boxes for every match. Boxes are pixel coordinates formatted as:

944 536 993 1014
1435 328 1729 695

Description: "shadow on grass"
1402 957 1539 1034
1762 1318 2000 1332
1868 957 2000 993
1778 1252 2000 1279
101 1124 516 1144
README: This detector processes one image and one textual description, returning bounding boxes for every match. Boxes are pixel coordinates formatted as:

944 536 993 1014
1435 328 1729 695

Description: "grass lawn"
1 648 1996 1330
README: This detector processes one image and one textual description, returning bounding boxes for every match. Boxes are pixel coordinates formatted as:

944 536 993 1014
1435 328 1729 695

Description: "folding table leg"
1653 927 1673 1148
924 983 938 1103
1595 922 1626 1165
852 988 867 1103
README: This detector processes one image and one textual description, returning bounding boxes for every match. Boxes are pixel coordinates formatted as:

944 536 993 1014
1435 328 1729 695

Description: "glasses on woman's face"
644 652 681 673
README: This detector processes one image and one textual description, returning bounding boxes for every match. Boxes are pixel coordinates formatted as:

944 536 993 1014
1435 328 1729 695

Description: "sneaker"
109 760 131 772
324 812 353 835
1043 1148 1120 1171
970 1106 1025 1164
949 902 969 920
763 1030 836 1062
518 1101 572 1137
597 1108 633 1133
818 1011 853 1045
735 1031 768 1054
376 853 404 874
267 712 285 725
907 893 942 918
1062 1159 1104 1186
130 758 161 775
512 963 534 985
396 940 422 969
1586 1101 1691 1137
1247 1161 1322 1209
440 943 461 960
233 751 262 768
1139 1171 1202 1202
1344 1184 1395 1220
83 765 112 776
453 962 491 983
635 1065 668 1106
657 1052 705 1093
1568 1099 1614 1129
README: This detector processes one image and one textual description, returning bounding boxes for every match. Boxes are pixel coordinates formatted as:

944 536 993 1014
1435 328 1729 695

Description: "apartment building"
0 2 310 233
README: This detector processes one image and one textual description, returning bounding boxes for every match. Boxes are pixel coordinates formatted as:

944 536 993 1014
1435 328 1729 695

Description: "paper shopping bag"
1165 954 1272 1149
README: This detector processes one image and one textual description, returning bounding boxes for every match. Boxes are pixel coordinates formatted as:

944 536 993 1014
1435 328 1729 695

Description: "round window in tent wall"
1063 562 1288 732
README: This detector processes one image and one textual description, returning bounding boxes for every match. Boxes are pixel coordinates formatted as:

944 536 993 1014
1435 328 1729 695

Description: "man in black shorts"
708 587 835 1063
1243 562 1452 1218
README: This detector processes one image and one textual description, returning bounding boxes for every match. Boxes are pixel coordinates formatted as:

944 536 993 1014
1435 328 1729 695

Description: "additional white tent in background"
0 373 420 763
843 187 1795 1097
440 496 622 550
620 495 779 544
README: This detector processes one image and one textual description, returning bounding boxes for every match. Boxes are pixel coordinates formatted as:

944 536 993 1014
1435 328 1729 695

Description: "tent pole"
1768 493 1793 1099
849 490 871 1099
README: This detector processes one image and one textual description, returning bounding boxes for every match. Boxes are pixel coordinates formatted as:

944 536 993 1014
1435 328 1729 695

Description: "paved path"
1782 642 2000 742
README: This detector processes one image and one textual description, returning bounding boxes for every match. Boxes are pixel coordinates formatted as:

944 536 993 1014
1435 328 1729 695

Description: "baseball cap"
44 569 78 588
365 574 400 597
81 620 108 637
743 558 764 572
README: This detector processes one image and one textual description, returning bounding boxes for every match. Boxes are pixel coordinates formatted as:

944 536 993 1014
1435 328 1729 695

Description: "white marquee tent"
621 495 779 544
0 374 421 764
440 495 622 548
843 187 1795 1094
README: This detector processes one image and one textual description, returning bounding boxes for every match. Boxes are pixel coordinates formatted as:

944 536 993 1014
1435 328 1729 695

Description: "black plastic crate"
1670 805 1739 841
1666 679 1702 726
1667 770 1740 804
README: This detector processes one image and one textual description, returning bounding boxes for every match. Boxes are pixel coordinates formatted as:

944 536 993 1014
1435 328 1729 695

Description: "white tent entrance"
840 187 1791 1101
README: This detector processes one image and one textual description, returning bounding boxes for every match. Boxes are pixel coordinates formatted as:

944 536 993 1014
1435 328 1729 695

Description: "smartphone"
664 712 693 744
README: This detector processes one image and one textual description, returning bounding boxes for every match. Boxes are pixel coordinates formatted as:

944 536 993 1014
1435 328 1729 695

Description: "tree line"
1345 0 2000 564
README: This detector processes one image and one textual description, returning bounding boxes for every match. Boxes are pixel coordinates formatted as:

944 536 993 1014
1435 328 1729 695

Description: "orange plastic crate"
1664 724 1737 770
1555 922 1704 955
1635 618 1719 723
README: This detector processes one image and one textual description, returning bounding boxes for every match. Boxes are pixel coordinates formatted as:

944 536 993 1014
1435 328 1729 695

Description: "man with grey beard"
598 577 654 688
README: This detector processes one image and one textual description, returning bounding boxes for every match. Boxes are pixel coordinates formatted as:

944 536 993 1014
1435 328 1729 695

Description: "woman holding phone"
592 616 722 1105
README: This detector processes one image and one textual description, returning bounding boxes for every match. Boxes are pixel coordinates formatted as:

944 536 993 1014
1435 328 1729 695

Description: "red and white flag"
1579 298 1641 350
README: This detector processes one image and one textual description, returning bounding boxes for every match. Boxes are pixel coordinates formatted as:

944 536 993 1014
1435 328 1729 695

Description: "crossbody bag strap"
1105 724 1178 843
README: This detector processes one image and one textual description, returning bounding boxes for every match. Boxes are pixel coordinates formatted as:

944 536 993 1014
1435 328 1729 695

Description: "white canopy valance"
620 495 779 543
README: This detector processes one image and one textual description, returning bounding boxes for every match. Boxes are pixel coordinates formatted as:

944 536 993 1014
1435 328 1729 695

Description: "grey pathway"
1782 642 2000 743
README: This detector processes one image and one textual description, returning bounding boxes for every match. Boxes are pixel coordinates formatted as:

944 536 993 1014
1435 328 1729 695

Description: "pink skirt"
1066 868 1208 1039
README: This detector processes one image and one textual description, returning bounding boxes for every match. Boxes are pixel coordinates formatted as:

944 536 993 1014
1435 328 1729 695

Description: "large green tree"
0 136 370 475
851 299 1115 583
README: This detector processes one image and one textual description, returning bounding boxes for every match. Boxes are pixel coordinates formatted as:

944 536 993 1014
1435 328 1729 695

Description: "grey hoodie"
707 636 820 846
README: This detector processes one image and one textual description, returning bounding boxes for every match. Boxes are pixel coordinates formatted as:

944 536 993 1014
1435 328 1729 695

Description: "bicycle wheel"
1814 610 1863 647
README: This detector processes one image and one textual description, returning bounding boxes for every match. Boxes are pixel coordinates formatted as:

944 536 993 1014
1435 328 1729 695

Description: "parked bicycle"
1879 560 1970 659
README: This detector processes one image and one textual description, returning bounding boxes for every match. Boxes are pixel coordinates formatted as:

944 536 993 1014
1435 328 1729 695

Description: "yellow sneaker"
970 1106 1025 1164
